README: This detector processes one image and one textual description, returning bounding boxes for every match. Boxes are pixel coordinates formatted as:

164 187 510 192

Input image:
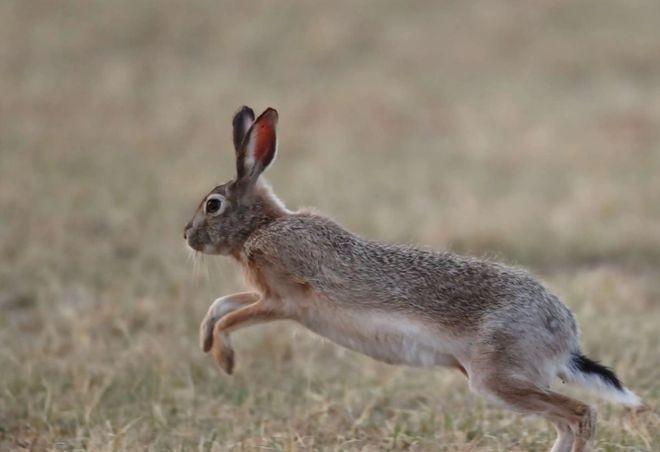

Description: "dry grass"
1 1 659 450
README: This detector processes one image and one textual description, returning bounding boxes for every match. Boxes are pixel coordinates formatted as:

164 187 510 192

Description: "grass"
1 0 659 450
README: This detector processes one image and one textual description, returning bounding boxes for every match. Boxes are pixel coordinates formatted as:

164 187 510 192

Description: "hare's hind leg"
469 371 595 452
551 422 575 452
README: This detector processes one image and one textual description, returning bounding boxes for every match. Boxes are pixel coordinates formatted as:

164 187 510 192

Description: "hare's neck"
254 178 290 216
229 181 290 256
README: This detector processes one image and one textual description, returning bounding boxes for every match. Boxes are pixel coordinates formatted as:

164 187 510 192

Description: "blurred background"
1 1 659 450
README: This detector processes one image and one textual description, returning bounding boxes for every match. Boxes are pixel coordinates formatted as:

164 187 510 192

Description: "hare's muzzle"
183 221 193 240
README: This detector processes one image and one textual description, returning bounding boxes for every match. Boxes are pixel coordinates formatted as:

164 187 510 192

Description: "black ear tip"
232 106 256 153
233 105 255 122
262 107 279 122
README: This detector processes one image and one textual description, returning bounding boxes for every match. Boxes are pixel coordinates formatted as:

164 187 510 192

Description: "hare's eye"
205 195 225 215
206 198 221 213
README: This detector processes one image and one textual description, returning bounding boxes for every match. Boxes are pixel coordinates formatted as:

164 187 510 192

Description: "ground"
0 1 659 450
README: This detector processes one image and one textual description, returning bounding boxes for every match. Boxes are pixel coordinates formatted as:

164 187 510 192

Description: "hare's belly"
298 307 461 367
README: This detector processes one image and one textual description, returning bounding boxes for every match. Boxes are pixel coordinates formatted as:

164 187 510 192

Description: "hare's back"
245 213 567 328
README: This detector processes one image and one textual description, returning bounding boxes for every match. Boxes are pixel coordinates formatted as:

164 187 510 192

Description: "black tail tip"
572 353 623 391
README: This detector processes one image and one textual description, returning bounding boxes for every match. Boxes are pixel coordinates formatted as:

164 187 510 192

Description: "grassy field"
1 1 659 450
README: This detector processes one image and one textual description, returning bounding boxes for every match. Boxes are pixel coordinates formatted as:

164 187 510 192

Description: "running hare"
184 106 641 452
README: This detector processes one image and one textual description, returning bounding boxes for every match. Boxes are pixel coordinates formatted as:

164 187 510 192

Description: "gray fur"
247 212 576 332
185 107 640 452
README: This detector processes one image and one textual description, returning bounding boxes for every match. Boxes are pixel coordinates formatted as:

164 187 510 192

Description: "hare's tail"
559 353 641 407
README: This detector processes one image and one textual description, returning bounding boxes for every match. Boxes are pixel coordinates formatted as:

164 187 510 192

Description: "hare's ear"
232 106 255 152
236 108 278 183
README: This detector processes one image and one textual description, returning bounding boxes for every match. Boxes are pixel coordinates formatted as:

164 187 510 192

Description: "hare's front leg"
199 292 259 371
208 298 289 374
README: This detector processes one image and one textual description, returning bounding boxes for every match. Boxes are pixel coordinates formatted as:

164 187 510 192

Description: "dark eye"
205 197 222 214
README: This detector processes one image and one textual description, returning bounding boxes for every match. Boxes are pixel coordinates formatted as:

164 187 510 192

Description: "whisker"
193 251 201 277
203 253 211 282
183 242 202 277
186 245 195 263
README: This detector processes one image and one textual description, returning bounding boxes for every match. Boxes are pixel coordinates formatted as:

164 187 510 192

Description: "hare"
184 106 641 452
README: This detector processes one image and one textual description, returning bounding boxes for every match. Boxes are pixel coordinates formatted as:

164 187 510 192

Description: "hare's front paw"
200 306 235 374
199 311 218 352
199 295 244 352
211 340 235 375
198 293 260 373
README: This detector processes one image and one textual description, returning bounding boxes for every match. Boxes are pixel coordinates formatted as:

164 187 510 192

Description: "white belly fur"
297 306 465 368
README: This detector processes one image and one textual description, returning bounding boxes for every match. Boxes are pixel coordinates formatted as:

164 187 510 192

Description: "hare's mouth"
185 227 212 252
186 236 224 256
201 244 221 254
185 234 207 254
186 239 202 253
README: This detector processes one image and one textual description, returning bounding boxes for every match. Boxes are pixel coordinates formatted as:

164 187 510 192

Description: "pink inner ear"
253 121 275 162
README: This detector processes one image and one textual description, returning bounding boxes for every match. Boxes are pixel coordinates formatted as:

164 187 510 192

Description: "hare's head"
184 106 285 255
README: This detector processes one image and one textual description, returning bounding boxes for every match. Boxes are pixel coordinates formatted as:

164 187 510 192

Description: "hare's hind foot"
469 370 595 452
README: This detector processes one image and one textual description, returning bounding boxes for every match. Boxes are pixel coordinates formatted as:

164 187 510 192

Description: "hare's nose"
183 222 193 240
